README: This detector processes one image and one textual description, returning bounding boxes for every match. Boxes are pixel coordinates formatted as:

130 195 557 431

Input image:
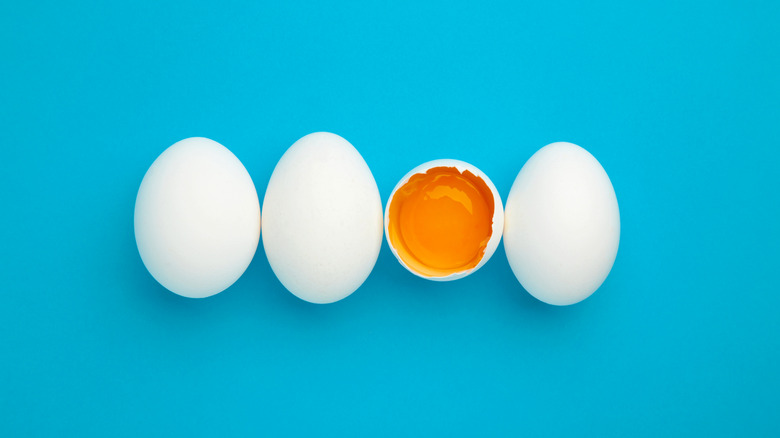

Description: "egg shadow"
118 182 234 333
488 241 594 329
233 235 373 331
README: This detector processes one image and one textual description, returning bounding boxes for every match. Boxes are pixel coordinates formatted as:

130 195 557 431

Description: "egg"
134 137 261 298
261 132 383 304
503 142 620 305
385 159 504 281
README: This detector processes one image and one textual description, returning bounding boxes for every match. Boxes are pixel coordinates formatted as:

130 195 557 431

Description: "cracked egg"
384 159 503 281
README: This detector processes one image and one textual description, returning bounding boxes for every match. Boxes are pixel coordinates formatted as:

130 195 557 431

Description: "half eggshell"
385 159 504 281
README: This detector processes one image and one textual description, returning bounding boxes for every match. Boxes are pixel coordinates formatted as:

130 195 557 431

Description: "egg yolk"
387 166 494 277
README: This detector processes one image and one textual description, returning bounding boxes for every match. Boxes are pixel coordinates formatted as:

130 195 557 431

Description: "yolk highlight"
387 166 494 277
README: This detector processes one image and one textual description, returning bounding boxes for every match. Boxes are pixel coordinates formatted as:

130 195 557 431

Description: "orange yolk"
387 166 494 277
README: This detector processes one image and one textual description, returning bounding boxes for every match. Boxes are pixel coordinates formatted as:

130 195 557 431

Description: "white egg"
261 132 383 304
134 137 261 298
503 142 620 305
385 159 503 281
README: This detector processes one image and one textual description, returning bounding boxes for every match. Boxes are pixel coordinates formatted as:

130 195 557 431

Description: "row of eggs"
134 133 620 306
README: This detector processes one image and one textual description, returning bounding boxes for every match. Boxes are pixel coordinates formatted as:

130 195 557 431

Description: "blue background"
2 1 778 436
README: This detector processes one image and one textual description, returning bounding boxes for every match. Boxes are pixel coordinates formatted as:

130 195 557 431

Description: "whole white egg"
134 137 261 298
261 132 383 304
503 142 620 305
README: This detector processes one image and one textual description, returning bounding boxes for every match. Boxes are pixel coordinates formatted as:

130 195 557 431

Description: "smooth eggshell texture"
503 142 620 305
134 137 261 298
261 132 383 304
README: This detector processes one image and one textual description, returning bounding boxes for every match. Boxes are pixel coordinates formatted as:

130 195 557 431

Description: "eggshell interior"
385 159 503 281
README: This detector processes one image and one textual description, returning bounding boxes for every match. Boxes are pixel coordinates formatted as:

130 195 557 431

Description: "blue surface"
2 1 779 436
